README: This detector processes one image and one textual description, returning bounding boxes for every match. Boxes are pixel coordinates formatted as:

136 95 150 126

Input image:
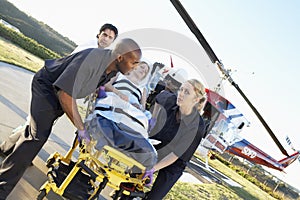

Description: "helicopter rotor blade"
170 0 289 156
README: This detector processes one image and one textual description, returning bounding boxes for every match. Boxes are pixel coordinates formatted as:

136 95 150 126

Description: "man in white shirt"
72 23 118 53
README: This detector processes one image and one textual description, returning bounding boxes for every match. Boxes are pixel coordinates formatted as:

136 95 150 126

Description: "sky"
6 0 300 191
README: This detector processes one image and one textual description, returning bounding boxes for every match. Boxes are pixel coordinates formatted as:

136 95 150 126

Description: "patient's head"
127 61 150 84
136 61 150 80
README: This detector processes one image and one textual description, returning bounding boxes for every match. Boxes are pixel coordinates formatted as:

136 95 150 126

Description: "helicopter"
199 88 300 172
169 0 300 172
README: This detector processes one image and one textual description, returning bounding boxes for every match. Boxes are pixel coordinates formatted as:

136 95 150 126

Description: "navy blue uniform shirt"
150 90 206 163
44 48 116 99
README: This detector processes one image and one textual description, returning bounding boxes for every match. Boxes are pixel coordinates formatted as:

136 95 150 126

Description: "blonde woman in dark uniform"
144 79 207 200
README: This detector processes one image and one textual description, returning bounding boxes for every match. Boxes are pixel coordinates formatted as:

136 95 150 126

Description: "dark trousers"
0 69 64 199
145 161 185 200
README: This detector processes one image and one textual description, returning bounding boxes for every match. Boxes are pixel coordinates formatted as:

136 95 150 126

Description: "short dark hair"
112 38 141 58
99 23 118 40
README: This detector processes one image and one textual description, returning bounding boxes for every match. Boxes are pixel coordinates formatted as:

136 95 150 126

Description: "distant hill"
0 0 76 56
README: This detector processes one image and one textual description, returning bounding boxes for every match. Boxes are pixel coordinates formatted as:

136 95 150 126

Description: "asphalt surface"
187 156 242 187
0 63 88 199
0 62 240 200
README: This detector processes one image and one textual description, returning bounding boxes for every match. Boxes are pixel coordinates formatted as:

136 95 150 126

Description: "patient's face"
134 63 149 81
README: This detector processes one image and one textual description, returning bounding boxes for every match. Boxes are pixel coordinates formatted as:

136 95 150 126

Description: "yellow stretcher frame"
37 135 149 200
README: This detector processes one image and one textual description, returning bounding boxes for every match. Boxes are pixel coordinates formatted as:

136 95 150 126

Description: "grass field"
0 36 43 72
0 36 280 200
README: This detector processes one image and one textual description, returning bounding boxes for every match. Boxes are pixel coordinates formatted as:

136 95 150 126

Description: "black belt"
95 106 145 128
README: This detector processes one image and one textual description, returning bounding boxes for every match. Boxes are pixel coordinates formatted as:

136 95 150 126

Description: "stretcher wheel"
36 189 46 200
46 157 56 168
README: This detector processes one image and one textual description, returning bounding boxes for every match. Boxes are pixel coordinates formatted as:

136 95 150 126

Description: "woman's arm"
104 74 118 92
140 87 147 110
104 75 129 101
151 102 162 119
153 152 178 171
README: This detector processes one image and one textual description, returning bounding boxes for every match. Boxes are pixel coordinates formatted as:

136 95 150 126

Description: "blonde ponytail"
187 79 206 112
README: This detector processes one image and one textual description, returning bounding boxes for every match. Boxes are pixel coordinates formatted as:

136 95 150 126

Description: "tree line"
0 0 76 57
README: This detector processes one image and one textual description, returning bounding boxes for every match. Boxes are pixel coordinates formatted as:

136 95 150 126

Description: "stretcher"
37 94 153 200
37 135 149 200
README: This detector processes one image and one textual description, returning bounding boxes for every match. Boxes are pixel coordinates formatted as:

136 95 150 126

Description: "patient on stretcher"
86 61 157 169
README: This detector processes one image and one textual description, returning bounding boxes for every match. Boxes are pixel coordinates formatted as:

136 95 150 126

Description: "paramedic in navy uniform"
144 79 207 200
0 23 118 158
0 38 141 199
